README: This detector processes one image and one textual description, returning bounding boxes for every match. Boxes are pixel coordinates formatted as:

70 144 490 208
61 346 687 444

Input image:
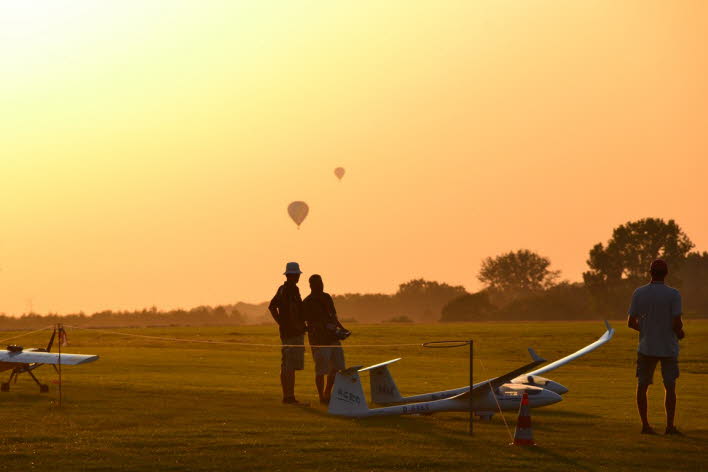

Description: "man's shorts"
281 335 305 371
311 344 345 376
636 352 679 386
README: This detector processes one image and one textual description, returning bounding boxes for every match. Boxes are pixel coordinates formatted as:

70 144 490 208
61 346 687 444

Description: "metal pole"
469 339 473 436
58 323 62 408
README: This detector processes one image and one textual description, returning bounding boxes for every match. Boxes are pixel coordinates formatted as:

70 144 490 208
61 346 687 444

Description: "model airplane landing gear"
1 368 19 392
1 366 49 393
26 368 49 393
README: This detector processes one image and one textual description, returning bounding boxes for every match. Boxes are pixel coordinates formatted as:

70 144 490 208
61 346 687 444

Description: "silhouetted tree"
583 218 694 314
681 251 708 315
478 250 559 293
394 279 467 321
584 218 693 284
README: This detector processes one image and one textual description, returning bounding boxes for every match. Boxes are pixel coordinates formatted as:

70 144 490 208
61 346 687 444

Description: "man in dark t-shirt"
302 274 346 404
628 259 685 435
269 262 307 404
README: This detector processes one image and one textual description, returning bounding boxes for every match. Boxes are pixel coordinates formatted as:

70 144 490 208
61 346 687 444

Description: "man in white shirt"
627 259 685 435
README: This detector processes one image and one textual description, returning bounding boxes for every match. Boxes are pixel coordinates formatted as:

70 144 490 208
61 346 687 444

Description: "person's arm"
328 295 346 329
672 291 684 340
627 315 640 332
301 298 311 332
673 315 685 340
627 290 640 332
268 289 281 324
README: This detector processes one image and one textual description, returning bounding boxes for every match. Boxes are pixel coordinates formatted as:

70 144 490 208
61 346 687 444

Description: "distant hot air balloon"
287 201 309 229
334 167 345 181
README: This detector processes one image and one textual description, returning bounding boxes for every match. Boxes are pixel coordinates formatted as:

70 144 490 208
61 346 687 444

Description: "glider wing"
516 320 614 379
0 349 99 365
472 348 546 392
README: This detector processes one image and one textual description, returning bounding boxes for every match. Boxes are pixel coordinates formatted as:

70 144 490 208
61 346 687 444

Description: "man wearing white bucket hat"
269 262 307 404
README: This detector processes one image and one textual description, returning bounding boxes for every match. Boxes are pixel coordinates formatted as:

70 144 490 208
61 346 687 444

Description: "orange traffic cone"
511 391 535 446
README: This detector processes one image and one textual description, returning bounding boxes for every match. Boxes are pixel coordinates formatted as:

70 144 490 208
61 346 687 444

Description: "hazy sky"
1 1 706 315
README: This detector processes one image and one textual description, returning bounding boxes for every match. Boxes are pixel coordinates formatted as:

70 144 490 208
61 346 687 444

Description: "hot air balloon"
334 167 345 181
287 201 309 229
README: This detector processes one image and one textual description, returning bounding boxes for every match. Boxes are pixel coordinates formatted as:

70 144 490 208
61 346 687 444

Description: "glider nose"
544 380 569 395
527 388 562 408
542 389 563 406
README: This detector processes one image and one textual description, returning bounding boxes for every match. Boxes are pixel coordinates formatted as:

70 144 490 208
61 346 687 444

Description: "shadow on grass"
305 407 503 447
538 409 601 419
304 406 597 470
526 446 594 471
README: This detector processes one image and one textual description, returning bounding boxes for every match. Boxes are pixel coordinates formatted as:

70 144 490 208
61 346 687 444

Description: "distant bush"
440 291 495 322
333 279 467 322
494 282 595 321
333 293 398 323
386 315 413 323
441 283 599 322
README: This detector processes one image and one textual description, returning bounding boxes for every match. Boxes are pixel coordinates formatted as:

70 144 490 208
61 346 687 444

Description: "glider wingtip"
528 347 545 363
76 355 100 364
358 358 402 372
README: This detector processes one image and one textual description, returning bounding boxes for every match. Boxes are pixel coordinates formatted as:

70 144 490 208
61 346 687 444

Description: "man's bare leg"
287 370 296 398
281 366 288 400
664 382 676 428
282 368 297 402
664 382 680 434
315 374 326 402
637 384 654 433
324 370 336 400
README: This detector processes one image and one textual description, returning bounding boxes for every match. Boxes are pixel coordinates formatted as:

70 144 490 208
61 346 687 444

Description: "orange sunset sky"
1 1 707 315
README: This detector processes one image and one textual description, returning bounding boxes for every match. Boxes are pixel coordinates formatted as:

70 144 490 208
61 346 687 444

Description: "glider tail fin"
359 358 403 404
328 367 370 417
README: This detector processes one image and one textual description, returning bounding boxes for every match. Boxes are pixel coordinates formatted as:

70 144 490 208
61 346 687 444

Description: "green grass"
1 321 706 471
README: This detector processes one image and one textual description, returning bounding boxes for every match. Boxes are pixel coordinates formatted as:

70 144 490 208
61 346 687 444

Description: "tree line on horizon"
439 218 707 322
325 218 705 322
0 305 247 331
1 217 706 330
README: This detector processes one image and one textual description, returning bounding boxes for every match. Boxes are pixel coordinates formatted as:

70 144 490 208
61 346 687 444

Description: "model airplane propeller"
0 326 99 393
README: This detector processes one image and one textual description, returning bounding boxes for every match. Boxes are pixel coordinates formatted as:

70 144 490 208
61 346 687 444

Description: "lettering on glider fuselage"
401 404 430 414
336 388 361 404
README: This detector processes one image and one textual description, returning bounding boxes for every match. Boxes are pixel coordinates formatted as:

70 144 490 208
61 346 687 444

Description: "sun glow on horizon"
1 1 706 315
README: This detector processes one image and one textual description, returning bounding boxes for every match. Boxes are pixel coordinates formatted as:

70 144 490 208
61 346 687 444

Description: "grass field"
1 321 706 471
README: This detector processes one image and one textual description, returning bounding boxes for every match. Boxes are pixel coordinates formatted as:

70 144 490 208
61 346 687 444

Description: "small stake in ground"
511 391 535 446
468 339 473 436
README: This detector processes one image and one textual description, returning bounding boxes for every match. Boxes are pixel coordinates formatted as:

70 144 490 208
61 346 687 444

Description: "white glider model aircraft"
367 320 613 404
328 321 613 418
0 328 99 393
329 347 562 417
